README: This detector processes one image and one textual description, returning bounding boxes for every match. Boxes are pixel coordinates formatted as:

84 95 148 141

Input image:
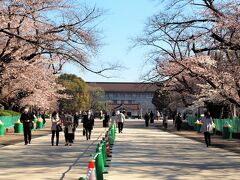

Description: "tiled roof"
87 82 158 92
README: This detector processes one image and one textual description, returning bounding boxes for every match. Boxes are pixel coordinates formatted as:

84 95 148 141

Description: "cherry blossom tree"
0 0 105 110
138 0 240 116
0 59 64 111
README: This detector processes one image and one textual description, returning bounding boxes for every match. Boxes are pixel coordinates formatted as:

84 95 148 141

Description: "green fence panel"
0 116 20 128
213 118 240 133
187 116 198 127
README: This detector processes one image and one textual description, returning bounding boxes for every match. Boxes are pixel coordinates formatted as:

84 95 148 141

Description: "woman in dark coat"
82 110 94 140
175 113 183 131
144 112 150 127
103 111 110 127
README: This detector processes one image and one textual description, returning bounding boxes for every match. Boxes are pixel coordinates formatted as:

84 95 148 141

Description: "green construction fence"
187 117 240 133
0 116 20 128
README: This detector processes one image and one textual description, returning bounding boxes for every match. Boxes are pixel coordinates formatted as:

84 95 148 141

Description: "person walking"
82 110 94 140
200 111 213 147
156 110 160 121
63 112 74 146
51 111 61 146
144 112 150 127
103 111 110 127
150 111 154 123
73 112 79 140
175 113 183 131
117 111 125 133
20 107 34 145
163 113 168 129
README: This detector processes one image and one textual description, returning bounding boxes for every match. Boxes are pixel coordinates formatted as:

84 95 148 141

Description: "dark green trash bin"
223 126 232 139
195 123 202 133
14 123 23 133
36 120 43 129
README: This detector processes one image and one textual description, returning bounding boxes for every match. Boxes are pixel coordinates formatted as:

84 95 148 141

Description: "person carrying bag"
200 111 213 147
51 111 61 146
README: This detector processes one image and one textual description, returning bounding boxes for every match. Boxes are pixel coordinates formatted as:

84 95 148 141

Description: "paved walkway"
106 120 240 180
0 121 106 180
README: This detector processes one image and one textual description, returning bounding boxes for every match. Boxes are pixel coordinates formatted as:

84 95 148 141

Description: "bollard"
105 134 112 157
96 144 105 173
101 139 107 166
108 130 114 146
95 153 104 180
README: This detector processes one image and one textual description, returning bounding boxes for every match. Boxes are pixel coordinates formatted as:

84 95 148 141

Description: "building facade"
87 82 158 118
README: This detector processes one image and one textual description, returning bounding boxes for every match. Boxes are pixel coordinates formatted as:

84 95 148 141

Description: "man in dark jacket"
20 107 34 145
175 113 183 131
82 110 94 140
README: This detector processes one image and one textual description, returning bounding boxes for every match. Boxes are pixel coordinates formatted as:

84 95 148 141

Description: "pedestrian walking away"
82 110 94 140
175 112 183 131
150 111 154 123
63 112 75 146
117 111 125 133
20 107 34 145
103 111 110 127
51 111 61 146
200 111 213 147
156 110 160 121
144 112 150 127
73 112 80 140
163 113 168 129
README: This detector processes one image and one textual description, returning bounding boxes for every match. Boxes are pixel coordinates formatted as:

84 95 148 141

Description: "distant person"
20 107 34 145
175 113 183 131
63 112 74 146
200 111 213 147
117 111 125 133
111 110 118 126
73 112 79 140
82 110 94 140
51 111 61 146
156 111 160 121
73 112 79 129
163 114 168 129
150 111 154 123
41 111 46 125
144 112 150 127
103 111 110 127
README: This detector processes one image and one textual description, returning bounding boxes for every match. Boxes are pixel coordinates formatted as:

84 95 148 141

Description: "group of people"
102 110 126 133
20 107 95 146
144 111 155 127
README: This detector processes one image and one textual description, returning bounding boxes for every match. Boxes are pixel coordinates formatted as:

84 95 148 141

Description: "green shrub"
44 114 50 118
0 110 20 116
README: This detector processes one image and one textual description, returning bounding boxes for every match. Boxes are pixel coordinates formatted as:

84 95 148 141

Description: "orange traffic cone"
86 160 96 180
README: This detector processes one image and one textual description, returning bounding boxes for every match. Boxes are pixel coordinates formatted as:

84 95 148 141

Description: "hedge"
0 110 20 116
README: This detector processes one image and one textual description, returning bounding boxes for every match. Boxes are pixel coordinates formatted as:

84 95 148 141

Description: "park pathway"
106 120 240 180
0 121 106 180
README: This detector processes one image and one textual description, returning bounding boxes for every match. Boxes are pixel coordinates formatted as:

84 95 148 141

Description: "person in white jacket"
51 111 61 146
117 111 126 133
200 111 213 147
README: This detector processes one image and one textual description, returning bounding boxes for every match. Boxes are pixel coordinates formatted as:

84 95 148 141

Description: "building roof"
87 82 158 93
